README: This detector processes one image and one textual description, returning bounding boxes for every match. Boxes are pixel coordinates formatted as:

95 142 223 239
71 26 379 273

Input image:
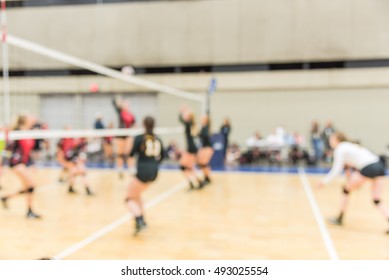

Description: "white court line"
52 180 188 260
298 168 339 260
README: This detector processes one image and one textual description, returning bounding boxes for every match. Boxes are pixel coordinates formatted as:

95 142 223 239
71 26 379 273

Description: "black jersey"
130 133 164 164
199 125 212 148
130 133 164 183
179 115 198 154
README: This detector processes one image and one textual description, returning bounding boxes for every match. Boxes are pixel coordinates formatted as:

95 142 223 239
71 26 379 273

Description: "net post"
0 0 10 125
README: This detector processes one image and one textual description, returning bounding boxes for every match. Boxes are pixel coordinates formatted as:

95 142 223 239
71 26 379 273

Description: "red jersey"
9 138 35 166
121 110 135 128
58 138 74 155
58 138 86 161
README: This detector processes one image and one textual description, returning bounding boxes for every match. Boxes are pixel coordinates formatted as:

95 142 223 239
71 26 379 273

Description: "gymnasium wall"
210 88 389 154
1 68 389 153
2 0 389 68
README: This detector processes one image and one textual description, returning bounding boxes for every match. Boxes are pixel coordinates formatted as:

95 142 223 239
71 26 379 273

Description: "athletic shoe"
133 222 147 236
188 182 196 191
85 187 94 196
198 180 206 189
201 178 212 188
1 197 8 209
327 216 342 226
68 187 77 194
26 210 41 219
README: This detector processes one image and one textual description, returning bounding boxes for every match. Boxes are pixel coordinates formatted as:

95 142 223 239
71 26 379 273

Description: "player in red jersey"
0 115 41 218
57 133 93 196
112 97 136 179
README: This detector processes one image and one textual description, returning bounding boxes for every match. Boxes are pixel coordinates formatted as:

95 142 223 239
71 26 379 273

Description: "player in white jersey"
319 132 389 234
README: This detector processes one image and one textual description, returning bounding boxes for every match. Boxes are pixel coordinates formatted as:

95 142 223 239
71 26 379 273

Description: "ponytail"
143 116 155 135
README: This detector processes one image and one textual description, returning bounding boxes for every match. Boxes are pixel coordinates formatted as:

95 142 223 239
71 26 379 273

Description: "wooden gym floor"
0 168 388 260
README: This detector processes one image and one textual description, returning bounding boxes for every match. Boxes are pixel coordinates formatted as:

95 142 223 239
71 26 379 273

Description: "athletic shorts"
187 144 198 154
187 149 198 155
136 163 159 183
360 161 386 178
199 144 212 150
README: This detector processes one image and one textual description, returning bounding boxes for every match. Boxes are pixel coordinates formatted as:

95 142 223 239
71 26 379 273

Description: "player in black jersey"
197 115 214 187
179 106 202 190
126 116 164 236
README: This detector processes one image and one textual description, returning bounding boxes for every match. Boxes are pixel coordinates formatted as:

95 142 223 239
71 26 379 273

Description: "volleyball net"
0 32 205 125
0 31 199 163
0 13 204 165
3 34 205 103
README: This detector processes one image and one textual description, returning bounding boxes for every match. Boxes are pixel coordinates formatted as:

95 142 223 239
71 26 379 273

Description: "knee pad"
198 163 208 168
180 165 187 171
342 186 350 195
19 187 34 194
373 199 381 206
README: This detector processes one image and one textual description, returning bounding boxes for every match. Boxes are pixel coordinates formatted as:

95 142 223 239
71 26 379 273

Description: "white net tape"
0 126 183 141
2 33 205 103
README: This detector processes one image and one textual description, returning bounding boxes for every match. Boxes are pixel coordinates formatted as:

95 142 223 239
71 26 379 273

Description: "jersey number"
145 139 161 157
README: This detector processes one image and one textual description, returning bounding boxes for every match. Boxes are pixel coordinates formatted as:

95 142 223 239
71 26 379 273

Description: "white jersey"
322 142 378 184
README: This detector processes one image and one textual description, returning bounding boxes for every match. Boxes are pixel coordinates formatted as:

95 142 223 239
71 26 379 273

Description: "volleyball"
121 66 135 76
89 83 99 93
